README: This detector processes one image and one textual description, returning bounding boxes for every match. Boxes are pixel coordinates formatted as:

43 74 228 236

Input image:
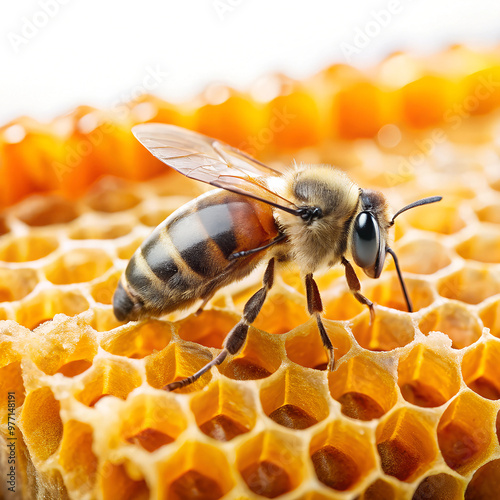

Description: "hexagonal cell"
12 194 80 226
85 177 142 213
260 366 329 430
58 420 97 495
398 344 460 407
387 238 452 275
437 266 500 305
480 298 500 338
101 319 172 359
419 302 482 349
100 461 150 500
465 459 500 500
75 357 142 406
437 391 495 474
358 479 400 500
477 203 500 224
18 387 63 462
89 308 124 332
351 309 415 351
69 220 133 240
285 320 351 370
310 421 377 491
45 248 113 284
237 431 304 498
412 473 464 500
0 362 25 422
177 310 239 349
329 355 397 420
16 289 89 330
376 408 437 482
456 229 500 263
0 267 38 301
403 201 466 235
369 275 435 313
0 234 58 262
26 315 98 375
145 343 213 394
138 196 191 227
117 237 142 260
462 341 500 400
218 327 282 381
91 271 121 305
158 441 235 500
324 289 365 321
191 379 256 441
119 392 187 452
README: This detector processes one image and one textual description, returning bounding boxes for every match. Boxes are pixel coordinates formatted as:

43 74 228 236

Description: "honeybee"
113 124 441 391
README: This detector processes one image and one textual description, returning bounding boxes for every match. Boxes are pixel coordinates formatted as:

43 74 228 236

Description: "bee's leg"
305 273 335 371
341 257 375 323
195 291 215 316
164 258 275 392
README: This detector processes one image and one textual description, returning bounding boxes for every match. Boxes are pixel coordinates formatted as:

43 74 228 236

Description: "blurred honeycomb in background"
2 45 500 499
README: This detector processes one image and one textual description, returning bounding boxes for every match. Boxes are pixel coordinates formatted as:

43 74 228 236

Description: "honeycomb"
2 45 500 499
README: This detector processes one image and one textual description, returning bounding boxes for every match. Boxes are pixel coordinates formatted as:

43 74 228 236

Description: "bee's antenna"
386 247 413 312
390 196 442 225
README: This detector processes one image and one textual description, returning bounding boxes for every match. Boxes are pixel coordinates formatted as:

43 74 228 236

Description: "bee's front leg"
305 274 335 371
164 258 275 392
341 257 375 323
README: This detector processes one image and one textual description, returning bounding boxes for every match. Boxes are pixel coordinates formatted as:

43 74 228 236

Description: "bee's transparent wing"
132 123 295 210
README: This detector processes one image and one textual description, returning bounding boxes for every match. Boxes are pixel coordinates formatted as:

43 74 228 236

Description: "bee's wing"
132 123 296 211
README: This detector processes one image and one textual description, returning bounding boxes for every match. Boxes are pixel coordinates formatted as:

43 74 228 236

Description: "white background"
1 0 499 125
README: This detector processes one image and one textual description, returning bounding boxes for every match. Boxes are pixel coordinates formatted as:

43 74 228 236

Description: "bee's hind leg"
164 258 275 392
305 273 335 371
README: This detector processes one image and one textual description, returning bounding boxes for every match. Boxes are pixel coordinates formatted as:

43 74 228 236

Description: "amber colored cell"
45 248 113 284
310 421 376 491
195 93 263 151
0 362 25 415
260 366 329 430
462 341 500 400
437 391 494 474
266 90 322 149
438 266 500 305
419 302 482 349
56 359 93 377
145 343 213 394
13 194 80 226
476 203 500 224
218 327 282 381
324 289 365 321
70 220 132 240
376 408 436 482
335 81 388 139
101 319 172 359
400 76 458 128
413 473 464 500
85 177 141 213
398 344 460 407
329 355 397 420
191 380 256 441
285 320 351 370
100 462 150 500
465 459 500 500
119 392 187 452
177 310 238 349
482 298 500 338
456 229 500 263
392 238 452 275
351 309 415 351
404 202 465 235
462 67 500 116
0 267 38 301
18 387 63 462
158 441 235 499
58 420 98 493
75 358 142 406
0 234 58 262
237 431 302 497
359 479 397 500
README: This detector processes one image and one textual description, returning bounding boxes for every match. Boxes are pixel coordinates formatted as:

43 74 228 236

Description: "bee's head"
351 190 442 311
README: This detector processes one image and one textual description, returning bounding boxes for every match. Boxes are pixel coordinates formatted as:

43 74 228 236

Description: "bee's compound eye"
352 212 380 272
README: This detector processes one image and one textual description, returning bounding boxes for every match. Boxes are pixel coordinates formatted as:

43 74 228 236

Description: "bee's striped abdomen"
113 189 279 321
